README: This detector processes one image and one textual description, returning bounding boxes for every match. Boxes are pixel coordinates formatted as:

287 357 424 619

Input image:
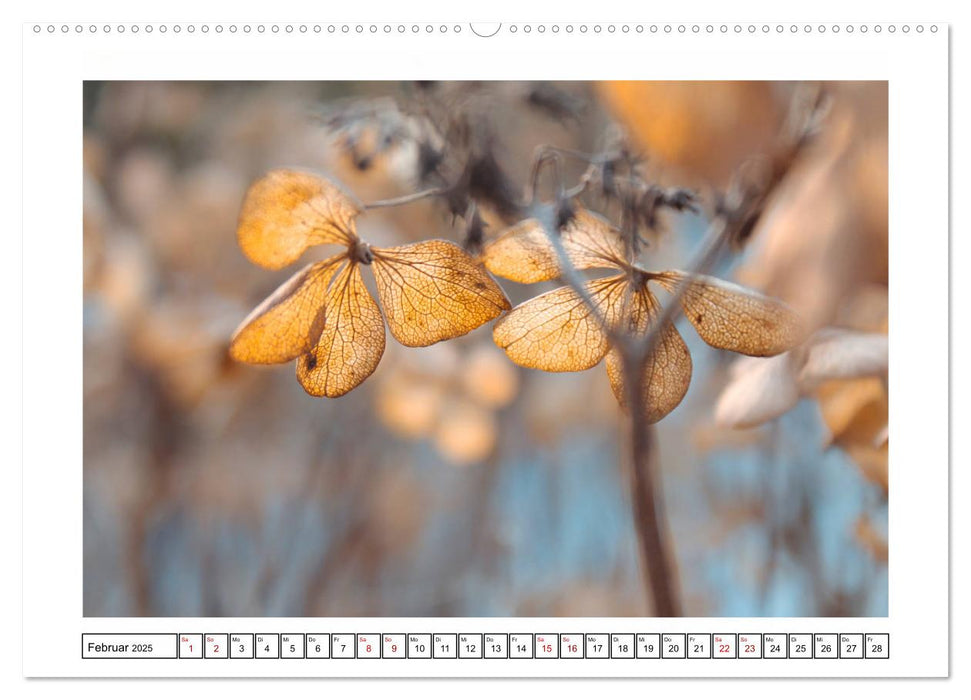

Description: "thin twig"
617 89 822 615
614 184 684 617
523 87 823 616
363 186 447 210
622 383 681 616
562 165 596 199
527 152 684 614
528 183 681 615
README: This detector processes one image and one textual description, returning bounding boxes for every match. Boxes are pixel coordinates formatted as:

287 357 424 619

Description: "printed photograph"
82 80 888 617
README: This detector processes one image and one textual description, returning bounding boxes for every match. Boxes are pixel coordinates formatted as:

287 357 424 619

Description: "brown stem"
525 87 821 615
363 186 446 210
623 347 682 616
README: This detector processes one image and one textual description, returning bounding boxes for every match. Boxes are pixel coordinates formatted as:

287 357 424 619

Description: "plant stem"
630 392 682 617
525 88 820 615
363 187 446 210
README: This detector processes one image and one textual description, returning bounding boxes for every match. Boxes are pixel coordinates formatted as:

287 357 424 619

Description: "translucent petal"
483 208 627 283
372 239 510 347
229 254 345 364
493 275 629 372
656 271 803 356
605 287 693 423
297 262 385 397
237 170 360 269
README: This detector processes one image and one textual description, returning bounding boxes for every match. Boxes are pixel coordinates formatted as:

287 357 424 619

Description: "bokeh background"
83 81 888 617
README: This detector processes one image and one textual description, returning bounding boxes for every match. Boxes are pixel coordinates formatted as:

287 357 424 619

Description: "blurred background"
83 81 887 617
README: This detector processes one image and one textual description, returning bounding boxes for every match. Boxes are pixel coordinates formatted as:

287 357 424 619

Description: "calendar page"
19 6 951 684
